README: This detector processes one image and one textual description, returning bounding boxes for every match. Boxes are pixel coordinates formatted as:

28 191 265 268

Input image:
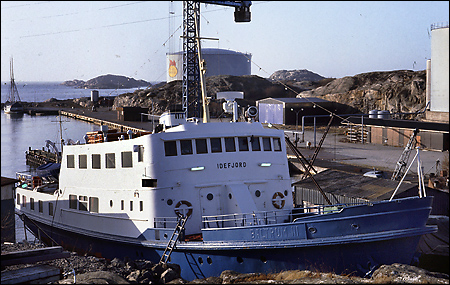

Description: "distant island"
62 74 151 89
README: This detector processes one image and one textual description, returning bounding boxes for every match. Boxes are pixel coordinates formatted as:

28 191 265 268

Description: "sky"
1 1 449 83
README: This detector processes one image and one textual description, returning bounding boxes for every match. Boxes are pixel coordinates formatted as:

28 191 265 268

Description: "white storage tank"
369 109 378 119
166 48 252 82
430 23 449 113
377 110 390 119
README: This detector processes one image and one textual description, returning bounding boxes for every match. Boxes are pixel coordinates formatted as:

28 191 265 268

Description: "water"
1 81 147 242
1 81 149 104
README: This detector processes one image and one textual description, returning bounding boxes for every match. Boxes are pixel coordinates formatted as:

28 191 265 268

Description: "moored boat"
3 57 24 114
14 112 437 280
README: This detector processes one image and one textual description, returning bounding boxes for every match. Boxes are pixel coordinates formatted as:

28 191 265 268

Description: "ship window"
89 197 99 213
22 195 26 207
39 200 43 213
164 141 177 156
195 139 208 154
69 195 77 209
210 138 222 153
121 151 133 168
225 137 236 152
30 198 35 210
262 137 272 151
238 137 249 151
142 179 157 187
130 201 133 211
273 138 282 151
140 201 143 211
49 202 54 216
251 136 261 151
180 139 193 155
79 196 88 211
121 200 124 210
92 154 101 169
67 155 75 168
17 194 20 205
106 153 115 168
138 146 144 162
79 154 87 169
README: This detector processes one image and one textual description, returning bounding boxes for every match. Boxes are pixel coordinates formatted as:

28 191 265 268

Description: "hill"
62 74 151 89
72 69 427 120
298 70 427 115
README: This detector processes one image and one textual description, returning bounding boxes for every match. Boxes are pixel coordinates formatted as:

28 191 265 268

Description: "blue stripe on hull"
23 217 423 281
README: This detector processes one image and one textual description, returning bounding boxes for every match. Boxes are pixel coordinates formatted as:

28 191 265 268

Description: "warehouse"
256 97 356 125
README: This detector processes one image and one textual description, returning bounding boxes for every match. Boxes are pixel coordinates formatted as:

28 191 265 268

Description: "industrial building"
166 48 251 82
256 97 358 125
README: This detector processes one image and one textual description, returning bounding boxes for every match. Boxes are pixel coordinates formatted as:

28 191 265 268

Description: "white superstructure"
16 120 291 238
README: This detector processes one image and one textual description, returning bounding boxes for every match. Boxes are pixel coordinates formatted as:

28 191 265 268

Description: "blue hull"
19 196 436 281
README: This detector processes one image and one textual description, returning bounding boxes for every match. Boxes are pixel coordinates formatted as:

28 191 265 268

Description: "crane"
182 1 251 119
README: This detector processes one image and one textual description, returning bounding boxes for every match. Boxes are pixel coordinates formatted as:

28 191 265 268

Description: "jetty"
60 109 150 133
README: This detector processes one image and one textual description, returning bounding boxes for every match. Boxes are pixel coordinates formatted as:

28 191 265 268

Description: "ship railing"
154 216 179 229
202 203 365 229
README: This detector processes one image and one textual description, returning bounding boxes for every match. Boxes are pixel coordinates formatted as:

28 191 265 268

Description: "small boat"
4 58 23 114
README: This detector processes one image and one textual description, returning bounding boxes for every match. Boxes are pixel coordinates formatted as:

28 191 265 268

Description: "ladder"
159 215 189 264
391 129 419 181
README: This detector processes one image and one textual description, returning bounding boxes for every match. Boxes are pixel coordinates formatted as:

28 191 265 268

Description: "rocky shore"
2 241 448 284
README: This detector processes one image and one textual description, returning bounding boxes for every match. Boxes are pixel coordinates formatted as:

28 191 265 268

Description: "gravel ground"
2 241 449 284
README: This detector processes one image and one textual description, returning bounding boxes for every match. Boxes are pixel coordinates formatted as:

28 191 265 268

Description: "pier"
60 109 150 133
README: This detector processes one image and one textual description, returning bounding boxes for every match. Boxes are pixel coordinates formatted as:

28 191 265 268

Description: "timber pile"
1 246 70 284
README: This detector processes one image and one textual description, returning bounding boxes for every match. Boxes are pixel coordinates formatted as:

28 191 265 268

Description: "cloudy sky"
1 1 448 82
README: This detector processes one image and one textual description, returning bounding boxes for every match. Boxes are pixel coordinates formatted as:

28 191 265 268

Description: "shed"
256 97 354 125
116 107 149 121
1 176 19 243
345 116 449 151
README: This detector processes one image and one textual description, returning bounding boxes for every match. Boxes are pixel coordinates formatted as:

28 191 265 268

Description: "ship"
14 108 437 280
3 58 23 114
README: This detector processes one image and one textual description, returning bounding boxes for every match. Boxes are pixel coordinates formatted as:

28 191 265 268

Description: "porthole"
207 257 212 264
308 227 317 234
110 200 113 207
237 256 243 264
164 233 168 239
351 224 359 230
167 199 173 206
255 190 261 197
207 193 214 201
228 193 232 199
260 256 267 263
198 257 203 264
284 190 288 196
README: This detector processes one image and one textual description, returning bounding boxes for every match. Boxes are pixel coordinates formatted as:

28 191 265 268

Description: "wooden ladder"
159 215 189 264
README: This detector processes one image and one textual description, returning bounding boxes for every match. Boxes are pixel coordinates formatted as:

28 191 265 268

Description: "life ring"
174 200 193 217
272 192 285 209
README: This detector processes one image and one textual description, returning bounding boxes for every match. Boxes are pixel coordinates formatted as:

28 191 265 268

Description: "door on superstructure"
199 186 223 228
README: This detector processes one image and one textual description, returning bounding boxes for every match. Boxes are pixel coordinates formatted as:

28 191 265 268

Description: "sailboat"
4 58 24 114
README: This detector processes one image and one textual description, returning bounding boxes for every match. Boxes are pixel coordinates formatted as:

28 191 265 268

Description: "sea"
1 81 151 242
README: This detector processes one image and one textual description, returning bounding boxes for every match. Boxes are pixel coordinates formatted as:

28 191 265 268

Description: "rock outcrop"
62 74 151 89
269 69 326 82
298 70 427 115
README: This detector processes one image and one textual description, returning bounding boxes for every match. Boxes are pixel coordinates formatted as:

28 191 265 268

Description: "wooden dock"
1 246 70 284
60 110 148 133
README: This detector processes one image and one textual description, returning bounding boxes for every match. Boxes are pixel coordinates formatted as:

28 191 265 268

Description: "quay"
60 108 150 133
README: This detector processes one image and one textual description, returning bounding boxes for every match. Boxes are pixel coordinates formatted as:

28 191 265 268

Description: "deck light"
259 163 271 167
190 166 205 171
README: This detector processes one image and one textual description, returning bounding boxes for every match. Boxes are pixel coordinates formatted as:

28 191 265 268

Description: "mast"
8 57 21 103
